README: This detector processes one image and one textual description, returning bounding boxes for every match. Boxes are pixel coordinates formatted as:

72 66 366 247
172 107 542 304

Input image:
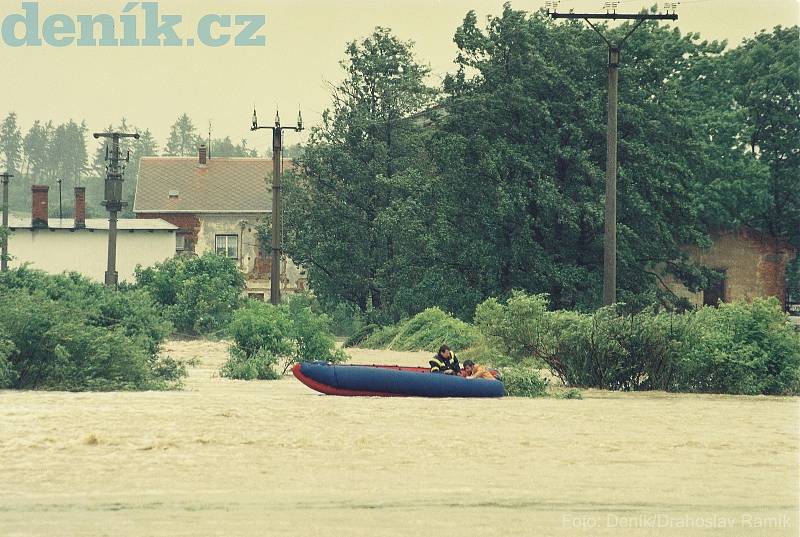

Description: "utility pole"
1 172 13 272
549 3 677 305
251 108 303 305
92 131 140 287
56 177 63 221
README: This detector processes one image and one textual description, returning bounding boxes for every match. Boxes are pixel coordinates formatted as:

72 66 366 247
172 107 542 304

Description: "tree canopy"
285 8 798 321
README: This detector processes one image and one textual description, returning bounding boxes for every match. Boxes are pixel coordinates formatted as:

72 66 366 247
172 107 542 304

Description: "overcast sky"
3 0 798 152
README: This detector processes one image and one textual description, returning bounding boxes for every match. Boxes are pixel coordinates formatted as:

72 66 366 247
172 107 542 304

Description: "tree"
726 26 799 248
209 136 258 158
405 6 743 315
0 113 22 175
164 114 202 156
283 27 437 319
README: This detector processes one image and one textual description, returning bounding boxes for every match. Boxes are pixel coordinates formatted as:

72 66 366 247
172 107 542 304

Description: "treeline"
0 113 294 217
283 8 799 320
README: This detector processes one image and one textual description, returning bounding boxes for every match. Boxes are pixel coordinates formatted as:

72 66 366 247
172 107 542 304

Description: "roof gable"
134 157 291 213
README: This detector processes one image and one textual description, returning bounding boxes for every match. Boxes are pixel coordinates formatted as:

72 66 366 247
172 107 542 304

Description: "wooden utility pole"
549 6 677 305
92 131 140 287
251 108 303 305
1 172 13 272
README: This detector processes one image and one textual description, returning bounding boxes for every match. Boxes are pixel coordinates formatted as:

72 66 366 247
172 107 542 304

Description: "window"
176 233 186 251
215 234 238 259
248 292 265 301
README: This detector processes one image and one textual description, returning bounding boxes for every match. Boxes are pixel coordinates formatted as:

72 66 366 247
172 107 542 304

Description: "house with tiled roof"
133 145 305 299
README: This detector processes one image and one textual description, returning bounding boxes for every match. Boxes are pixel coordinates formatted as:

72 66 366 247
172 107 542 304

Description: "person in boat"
462 360 497 380
429 344 461 375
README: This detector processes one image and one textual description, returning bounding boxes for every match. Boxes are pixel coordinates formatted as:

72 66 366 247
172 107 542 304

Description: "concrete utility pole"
549 4 677 305
251 108 303 305
1 172 13 272
56 177 63 221
92 131 140 287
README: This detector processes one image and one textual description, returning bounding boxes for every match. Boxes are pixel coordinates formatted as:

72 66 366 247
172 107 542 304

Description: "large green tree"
387 7 731 315
284 27 436 318
727 26 799 247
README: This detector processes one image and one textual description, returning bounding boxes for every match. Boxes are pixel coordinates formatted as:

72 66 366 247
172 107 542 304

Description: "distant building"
662 228 797 309
133 145 306 300
7 185 176 282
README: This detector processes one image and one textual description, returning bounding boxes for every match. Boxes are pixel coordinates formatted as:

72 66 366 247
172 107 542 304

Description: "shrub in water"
675 298 800 395
474 291 800 395
135 252 245 336
0 271 184 391
344 324 380 348
221 297 348 379
0 330 17 389
500 367 548 397
286 297 348 367
220 348 280 380
359 307 478 352
360 324 401 349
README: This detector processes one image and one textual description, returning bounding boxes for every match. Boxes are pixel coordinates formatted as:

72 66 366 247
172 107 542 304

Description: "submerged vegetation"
353 292 800 396
134 252 246 337
0 267 186 391
220 296 348 381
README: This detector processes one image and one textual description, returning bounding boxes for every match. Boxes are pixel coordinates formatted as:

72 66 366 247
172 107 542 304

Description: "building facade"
662 228 796 309
133 146 306 300
7 186 177 282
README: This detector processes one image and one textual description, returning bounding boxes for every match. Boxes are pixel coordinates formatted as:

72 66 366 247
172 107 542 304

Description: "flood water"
1 340 797 536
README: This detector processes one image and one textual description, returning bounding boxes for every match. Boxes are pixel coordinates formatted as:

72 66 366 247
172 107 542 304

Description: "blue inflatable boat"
292 362 505 398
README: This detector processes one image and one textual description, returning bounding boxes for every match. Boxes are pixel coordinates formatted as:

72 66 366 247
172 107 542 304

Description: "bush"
220 348 280 380
675 298 800 395
221 297 348 379
286 297 348 367
0 271 185 391
135 252 245 336
359 307 478 352
344 323 380 347
500 367 549 397
228 300 294 358
474 291 800 395
0 330 17 389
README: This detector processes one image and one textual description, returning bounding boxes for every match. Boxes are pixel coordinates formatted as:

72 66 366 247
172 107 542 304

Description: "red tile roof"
134 157 292 213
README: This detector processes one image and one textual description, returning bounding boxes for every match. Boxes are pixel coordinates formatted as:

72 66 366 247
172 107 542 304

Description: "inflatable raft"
292 362 504 398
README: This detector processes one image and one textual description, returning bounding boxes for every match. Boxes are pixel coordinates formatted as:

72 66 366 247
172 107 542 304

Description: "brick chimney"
199 144 207 165
74 187 86 229
31 185 49 229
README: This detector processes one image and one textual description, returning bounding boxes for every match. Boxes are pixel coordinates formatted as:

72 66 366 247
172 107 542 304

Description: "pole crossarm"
553 12 674 48
550 13 677 21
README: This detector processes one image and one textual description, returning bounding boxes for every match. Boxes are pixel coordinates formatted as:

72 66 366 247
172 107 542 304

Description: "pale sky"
2 0 798 152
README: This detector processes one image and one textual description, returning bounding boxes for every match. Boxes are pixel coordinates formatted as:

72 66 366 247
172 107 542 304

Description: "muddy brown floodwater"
1 340 798 536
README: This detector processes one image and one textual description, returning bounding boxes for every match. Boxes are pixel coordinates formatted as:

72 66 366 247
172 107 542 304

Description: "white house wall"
8 228 176 282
